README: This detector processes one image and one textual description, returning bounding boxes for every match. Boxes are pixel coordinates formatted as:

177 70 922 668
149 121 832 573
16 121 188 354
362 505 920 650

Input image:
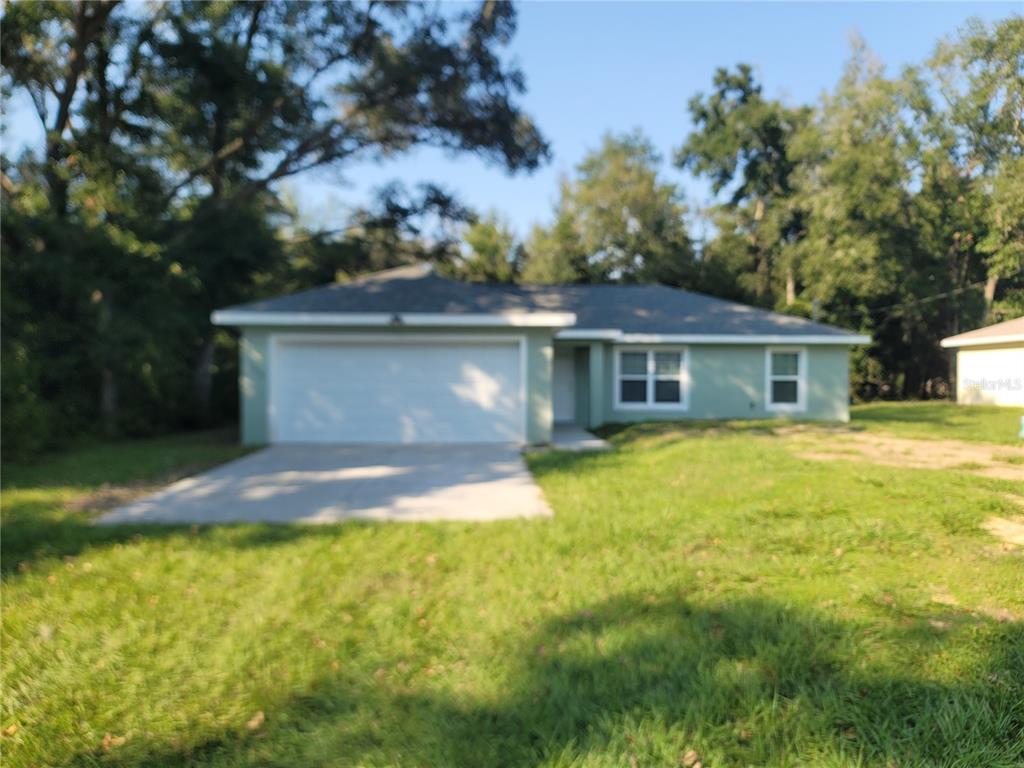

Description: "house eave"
555 329 871 345
940 333 1024 349
211 310 578 328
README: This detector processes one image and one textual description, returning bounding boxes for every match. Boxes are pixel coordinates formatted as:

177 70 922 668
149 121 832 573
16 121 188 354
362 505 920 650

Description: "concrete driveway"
99 444 552 525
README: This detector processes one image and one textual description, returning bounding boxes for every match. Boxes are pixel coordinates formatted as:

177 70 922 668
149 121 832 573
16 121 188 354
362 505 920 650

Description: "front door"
553 347 576 424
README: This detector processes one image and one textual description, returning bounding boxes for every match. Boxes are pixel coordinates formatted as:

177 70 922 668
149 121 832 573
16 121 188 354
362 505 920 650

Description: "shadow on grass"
591 418 861 443
0 496 372 576
72 593 1024 767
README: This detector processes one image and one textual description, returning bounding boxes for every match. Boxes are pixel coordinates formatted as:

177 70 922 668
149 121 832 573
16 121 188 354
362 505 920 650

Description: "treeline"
2 3 1021 459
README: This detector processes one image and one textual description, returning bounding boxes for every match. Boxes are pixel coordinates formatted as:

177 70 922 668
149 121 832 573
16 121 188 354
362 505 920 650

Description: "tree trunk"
101 367 118 436
194 335 216 424
96 289 119 435
785 268 796 306
983 273 999 316
755 254 771 304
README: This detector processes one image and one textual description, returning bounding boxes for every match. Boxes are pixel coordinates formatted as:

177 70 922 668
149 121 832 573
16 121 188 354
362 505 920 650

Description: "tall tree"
675 65 811 306
926 16 1024 314
455 213 521 283
789 41 932 397
144 0 549 418
522 131 696 285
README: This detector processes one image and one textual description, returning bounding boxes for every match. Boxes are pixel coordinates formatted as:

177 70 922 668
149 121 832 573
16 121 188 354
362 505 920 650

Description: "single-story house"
212 264 869 445
940 316 1024 407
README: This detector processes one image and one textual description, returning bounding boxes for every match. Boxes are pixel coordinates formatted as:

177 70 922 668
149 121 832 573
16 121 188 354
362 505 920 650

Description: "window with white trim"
615 348 688 408
766 348 806 411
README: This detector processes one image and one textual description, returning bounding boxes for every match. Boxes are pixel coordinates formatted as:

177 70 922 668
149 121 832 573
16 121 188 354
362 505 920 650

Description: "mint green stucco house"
212 264 869 445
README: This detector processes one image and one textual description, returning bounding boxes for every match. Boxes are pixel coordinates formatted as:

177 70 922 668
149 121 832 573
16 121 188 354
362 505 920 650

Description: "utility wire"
836 266 1022 321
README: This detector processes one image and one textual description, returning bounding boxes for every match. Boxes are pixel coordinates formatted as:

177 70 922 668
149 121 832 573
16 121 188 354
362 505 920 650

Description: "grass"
851 401 1024 445
2 420 1023 767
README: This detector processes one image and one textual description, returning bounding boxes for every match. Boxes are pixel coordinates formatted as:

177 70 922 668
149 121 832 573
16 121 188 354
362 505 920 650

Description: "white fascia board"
555 328 622 340
940 334 1024 349
211 310 577 328
556 329 871 345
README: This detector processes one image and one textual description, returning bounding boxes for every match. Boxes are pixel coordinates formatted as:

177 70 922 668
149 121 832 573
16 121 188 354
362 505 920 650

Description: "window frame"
765 346 807 413
613 346 690 411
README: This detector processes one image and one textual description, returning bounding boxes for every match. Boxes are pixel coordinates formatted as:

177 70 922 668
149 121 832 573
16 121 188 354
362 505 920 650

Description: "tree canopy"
522 131 697 285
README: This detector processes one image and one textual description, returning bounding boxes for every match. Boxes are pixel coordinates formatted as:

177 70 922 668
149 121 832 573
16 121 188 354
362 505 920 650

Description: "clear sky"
4 2 1020 237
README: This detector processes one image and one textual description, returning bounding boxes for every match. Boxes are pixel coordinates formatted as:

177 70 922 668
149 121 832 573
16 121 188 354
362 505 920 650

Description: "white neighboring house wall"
941 318 1024 407
952 344 1024 407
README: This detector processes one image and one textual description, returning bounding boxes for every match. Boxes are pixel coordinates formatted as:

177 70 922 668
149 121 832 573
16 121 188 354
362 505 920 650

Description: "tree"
278 182 475 291
143 0 549 418
675 64 811 306
926 16 1024 312
979 156 1024 321
522 131 696 285
455 213 521 283
789 40 937 397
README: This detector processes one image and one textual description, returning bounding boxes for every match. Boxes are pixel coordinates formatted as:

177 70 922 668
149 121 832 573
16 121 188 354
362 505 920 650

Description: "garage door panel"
271 340 524 443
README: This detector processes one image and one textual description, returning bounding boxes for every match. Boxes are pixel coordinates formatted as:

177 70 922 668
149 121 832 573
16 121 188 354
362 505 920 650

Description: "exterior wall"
237 326 554 445
590 342 850 426
955 343 1024 406
240 328 855 445
240 328 271 445
523 328 554 443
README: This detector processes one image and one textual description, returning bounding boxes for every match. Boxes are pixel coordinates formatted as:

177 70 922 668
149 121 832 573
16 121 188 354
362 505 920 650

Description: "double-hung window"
615 348 688 409
766 347 806 412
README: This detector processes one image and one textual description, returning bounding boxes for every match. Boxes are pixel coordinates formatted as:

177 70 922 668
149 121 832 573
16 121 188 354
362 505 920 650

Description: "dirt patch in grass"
983 516 1024 547
63 482 155 513
791 430 1024 481
63 462 228 514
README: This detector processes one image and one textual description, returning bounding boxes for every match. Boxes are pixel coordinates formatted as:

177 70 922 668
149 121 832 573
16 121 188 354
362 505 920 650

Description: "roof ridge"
349 262 433 284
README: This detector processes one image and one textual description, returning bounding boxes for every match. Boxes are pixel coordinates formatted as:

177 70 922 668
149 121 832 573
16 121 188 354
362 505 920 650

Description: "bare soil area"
785 427 1024 482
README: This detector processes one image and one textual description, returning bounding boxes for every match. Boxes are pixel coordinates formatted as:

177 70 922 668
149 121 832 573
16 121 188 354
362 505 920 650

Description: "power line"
839 267 1022 321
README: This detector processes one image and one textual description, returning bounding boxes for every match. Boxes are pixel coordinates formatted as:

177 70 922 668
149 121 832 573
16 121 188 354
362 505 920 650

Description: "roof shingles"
220 264 859 337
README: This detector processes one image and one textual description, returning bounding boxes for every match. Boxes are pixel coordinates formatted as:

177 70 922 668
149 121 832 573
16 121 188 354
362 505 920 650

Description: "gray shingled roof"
219 263 859 337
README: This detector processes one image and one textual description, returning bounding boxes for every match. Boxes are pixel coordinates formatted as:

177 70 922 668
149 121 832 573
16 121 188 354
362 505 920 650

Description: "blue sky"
4 2 1019 237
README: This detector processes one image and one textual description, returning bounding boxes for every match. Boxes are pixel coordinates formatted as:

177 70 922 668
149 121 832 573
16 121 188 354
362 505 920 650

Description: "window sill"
614 402 690 411
766 403 807 413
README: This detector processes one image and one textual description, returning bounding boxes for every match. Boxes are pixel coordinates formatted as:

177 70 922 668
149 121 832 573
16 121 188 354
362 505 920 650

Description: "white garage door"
270 337 525 444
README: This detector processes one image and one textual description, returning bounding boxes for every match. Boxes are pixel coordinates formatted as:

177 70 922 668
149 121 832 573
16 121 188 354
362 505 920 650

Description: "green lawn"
851 401 1024 445
2 420 1022 767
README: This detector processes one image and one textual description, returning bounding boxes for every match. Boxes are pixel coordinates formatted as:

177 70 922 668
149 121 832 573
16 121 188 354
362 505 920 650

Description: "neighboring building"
212 264 869 445
941 317 1024 407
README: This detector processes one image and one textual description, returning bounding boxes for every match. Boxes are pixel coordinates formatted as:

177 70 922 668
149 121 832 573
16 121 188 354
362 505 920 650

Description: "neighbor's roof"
212 263 868 343
940 316 1024 348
